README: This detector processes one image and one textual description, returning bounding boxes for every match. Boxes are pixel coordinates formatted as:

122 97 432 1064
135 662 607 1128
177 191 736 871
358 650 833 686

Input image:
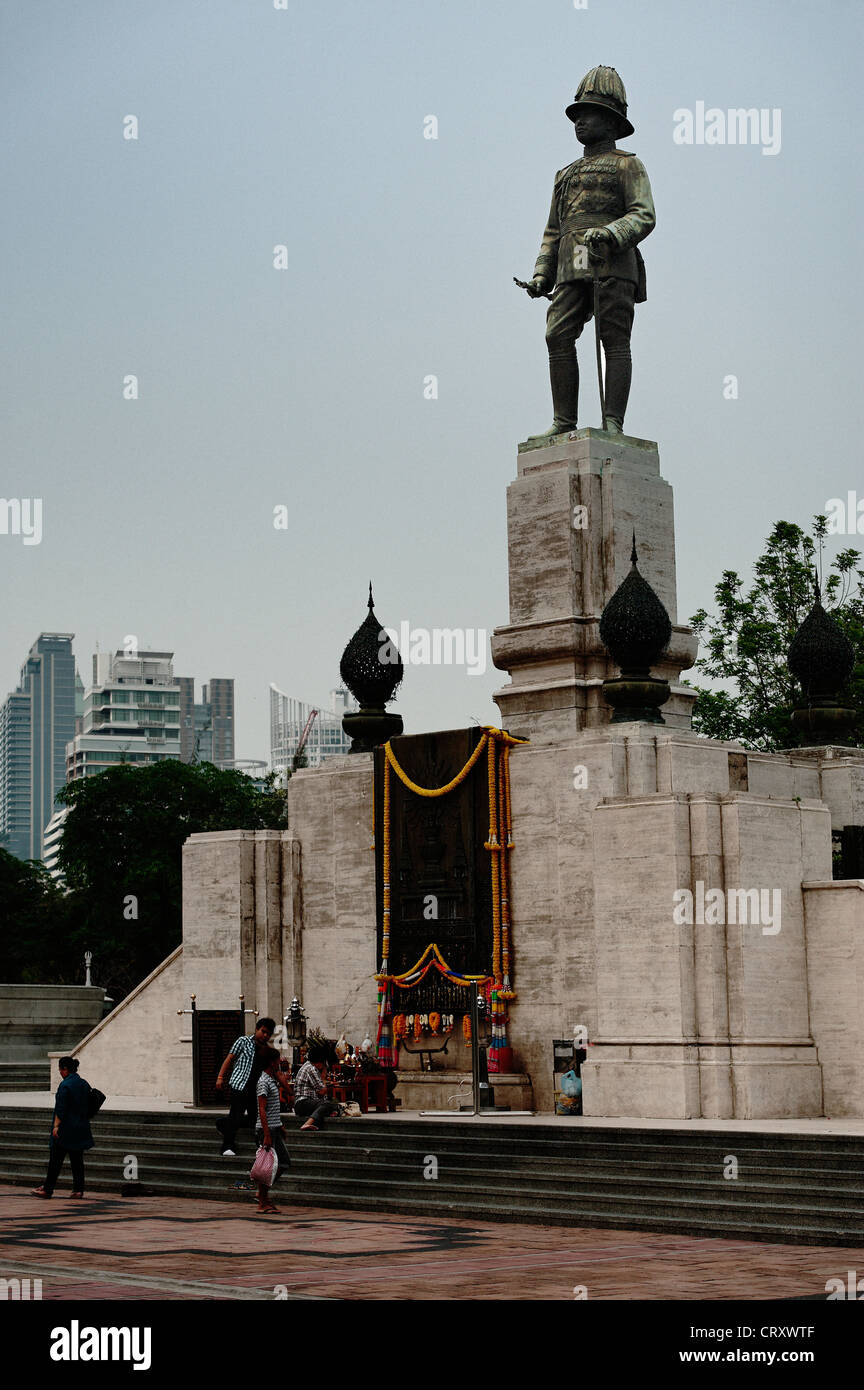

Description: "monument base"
395 1070 534 1113
582 1043 823 1120
491 430 697 741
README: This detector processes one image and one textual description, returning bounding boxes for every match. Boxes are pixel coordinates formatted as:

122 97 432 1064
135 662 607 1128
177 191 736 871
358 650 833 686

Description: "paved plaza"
1 1183 862 1302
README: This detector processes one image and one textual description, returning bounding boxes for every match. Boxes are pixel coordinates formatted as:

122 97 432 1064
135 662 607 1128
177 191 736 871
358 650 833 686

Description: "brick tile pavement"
1 1183 861 1301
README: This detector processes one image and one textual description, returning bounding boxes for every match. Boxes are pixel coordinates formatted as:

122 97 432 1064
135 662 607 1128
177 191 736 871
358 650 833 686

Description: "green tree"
0 848 70 983
689 519 864 751
55 760 288 998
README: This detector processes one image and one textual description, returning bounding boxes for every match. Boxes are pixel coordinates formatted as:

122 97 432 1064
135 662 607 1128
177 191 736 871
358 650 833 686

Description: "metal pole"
469 992 481 1116
177 995 198 1107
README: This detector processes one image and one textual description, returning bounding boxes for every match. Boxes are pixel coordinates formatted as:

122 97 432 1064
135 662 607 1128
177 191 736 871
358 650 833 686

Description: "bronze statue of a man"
524 66 655 439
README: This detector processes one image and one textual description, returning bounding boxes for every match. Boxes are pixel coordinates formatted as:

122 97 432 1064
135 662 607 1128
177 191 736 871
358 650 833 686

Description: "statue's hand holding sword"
513 276 552 299
514 226 615 431
513 226 614 298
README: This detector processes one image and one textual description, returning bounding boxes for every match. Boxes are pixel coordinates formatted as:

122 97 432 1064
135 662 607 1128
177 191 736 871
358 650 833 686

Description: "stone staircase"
0 1064 50 1092
1 1104 863 1246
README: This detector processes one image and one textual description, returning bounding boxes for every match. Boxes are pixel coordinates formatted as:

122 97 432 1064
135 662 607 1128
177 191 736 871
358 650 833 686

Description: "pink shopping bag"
250 1144 278 1185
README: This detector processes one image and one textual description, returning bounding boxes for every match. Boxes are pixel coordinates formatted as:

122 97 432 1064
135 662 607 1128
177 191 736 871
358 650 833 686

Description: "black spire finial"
339 584 404 752
598 545 672 723
787 587 856 746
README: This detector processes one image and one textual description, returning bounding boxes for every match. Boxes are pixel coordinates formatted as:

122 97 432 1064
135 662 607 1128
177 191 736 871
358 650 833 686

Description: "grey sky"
2 0 862 761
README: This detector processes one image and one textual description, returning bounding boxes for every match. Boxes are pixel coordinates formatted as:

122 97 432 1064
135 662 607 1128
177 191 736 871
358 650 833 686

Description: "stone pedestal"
802 880 864 1117
180 827 303 1023
491 430 697 740
580 774 829 1119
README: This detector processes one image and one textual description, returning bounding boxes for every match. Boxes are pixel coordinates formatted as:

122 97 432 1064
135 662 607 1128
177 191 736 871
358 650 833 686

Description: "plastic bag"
559 1069 582 1098
250 1144 278 1185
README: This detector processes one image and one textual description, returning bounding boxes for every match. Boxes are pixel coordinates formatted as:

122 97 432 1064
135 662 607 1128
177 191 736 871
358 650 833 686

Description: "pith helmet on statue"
565 65 634 138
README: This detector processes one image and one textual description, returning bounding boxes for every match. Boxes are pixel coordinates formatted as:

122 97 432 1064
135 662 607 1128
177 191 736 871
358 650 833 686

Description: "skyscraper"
0 634 76 860
177 677 234 764
269 684 356 778
66 649 182 781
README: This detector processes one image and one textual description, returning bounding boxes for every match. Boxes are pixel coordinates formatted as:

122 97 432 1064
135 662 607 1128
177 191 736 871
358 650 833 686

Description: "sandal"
255 1204 279 1214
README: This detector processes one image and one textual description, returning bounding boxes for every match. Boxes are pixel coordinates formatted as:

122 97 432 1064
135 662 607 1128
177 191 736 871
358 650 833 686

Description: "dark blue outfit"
43 1073 94 1195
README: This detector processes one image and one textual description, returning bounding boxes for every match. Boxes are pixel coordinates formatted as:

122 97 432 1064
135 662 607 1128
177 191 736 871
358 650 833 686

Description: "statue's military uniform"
534 149 654 304
530 68 655 436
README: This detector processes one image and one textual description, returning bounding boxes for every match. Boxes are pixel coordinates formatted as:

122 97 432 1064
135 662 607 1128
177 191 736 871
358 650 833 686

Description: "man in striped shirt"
215 1018 276 1156
293 1046 338 1131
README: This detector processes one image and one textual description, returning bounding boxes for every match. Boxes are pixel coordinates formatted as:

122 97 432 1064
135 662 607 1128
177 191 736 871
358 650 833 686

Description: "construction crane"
292 708 319 772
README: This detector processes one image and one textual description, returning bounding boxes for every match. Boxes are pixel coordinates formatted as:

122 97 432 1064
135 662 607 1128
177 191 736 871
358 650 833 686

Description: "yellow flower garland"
385 732 489 797
381 753 391 974
376 728 526 997
377 940 490 988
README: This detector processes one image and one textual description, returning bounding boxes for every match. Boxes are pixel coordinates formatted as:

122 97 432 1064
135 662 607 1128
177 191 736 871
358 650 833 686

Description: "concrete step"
2 1175 858 1246
3 1134 863 1205
5 1108 864 1165
3 1105 863 1244
7 1117 864 1184
0 1066 50 1091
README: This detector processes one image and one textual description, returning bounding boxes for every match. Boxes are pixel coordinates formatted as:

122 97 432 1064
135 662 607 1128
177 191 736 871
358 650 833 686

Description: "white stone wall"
49 947 190 1101
803 880 864 1116
284 756 378 1042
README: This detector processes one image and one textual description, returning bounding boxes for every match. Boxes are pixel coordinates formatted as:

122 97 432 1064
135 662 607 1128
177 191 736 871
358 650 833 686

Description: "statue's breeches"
545 278 635 351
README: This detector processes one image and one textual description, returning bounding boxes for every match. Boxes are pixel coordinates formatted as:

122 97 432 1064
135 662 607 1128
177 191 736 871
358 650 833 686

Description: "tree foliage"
0 848 71 983
0 761 288 997
689 519 864 751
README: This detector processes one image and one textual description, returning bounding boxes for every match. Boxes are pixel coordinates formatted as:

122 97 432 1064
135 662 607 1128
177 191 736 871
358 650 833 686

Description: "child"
254 1048 290 1215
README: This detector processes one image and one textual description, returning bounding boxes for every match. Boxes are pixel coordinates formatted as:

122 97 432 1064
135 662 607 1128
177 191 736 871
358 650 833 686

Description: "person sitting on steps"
292 1046 338 1132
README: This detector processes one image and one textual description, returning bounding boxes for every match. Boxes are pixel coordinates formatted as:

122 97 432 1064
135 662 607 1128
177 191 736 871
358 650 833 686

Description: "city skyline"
0 632 354 769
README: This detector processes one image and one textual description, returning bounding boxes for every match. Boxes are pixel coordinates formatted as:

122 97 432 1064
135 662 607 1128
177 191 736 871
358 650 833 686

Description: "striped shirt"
255 1073 283 1132
293 1061 325 1104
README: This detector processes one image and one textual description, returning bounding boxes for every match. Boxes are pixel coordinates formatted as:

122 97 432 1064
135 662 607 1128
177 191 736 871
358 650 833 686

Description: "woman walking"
32 1057 93 1199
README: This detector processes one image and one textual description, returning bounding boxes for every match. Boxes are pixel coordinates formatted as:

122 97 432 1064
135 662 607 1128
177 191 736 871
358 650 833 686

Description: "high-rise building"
176 676 195 762
177 677 234 764
269 684 356 778
41 805 69 881
66 649 182 781
0 634 76 860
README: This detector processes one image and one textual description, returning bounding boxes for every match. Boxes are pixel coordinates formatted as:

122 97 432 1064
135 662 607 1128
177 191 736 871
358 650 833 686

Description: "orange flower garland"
374 728 527 1059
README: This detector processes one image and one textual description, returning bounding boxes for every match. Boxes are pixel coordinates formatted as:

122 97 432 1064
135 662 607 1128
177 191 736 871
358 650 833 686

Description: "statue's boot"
527 346 579 440
602 345 631 435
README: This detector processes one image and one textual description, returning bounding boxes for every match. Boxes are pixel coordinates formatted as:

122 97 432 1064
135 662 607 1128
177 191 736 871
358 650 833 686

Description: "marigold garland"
377 941 490 989
374 728 526 1065
385 733 490 798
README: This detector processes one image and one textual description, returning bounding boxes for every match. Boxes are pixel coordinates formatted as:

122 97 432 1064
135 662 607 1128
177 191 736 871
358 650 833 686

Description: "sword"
513 276 554 301
591 262 607 432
